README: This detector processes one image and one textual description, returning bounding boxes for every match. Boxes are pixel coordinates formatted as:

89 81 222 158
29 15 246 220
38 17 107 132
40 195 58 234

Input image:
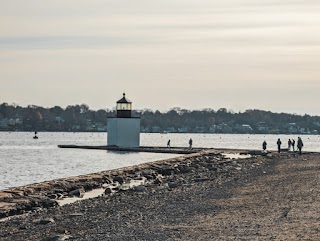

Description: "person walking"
262 140 267 152
297 137 303 155
189 138 193 149
292 139 295 152
277 138 282 153
288 139 292 151
167 139 171 148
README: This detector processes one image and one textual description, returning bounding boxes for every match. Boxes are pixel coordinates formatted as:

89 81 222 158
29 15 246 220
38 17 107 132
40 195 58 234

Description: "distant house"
234 124 253 133
216 123 232 133
287 123 299 133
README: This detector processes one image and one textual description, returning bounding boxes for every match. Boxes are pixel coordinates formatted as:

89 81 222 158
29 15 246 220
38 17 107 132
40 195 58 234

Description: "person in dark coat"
288 139 292 151
292 139 295 152
189 138 193 149
167 139 171 148
297 137 303 155
262 140 267 152
277 138 282 153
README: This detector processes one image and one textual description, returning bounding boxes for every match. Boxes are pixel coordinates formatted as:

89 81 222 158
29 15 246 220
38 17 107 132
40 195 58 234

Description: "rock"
153 178 162 185
45 235 73 241
119 185 130 192
56 193 64 199
68 213 84 217
68 188 85 198
104 188 112 194
177 165 193 174
144 174 154 180
37 218 55 225
159 167 175 176
47 194 58 200
103 176 112 184
90 175 103 182
3 190 25 197
0 192 13 200
168 182 178 189
191 163 201 169
134 185 146 192
113 176 124 184
83 181 100 190
193 177 210 182
207 165 218 171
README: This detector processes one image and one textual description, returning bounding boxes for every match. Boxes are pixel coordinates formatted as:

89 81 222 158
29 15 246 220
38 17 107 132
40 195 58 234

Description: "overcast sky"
1 0 320 115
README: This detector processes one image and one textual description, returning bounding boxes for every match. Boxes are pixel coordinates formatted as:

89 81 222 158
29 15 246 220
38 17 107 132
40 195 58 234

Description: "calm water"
0 132 319 190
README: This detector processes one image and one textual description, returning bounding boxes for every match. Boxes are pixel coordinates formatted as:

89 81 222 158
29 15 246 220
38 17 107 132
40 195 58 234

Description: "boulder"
113 176 124 184
0 192 13 200
104 188 112 195
102 176 112 184
68 188 85 198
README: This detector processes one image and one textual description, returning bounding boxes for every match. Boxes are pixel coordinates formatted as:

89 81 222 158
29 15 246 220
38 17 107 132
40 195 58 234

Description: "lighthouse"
107 93 140 147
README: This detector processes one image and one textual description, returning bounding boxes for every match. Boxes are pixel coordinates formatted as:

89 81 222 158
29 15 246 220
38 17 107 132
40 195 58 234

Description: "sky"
1 0 320 115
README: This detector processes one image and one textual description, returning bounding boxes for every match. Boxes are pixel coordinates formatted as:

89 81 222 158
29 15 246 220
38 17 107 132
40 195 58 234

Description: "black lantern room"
116 93 132 118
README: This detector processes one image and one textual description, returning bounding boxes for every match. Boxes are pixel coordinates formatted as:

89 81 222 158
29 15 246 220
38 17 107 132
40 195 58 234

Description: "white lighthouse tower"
107 93 140 147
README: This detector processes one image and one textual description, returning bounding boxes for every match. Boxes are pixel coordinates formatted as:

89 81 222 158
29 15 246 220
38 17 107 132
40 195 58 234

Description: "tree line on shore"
0 103 320 134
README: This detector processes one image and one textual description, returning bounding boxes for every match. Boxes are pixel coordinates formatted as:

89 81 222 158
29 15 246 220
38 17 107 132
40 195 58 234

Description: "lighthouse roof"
117 93 132 103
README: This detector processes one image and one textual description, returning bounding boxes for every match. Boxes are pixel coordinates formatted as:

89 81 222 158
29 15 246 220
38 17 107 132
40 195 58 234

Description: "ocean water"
0 132 318 190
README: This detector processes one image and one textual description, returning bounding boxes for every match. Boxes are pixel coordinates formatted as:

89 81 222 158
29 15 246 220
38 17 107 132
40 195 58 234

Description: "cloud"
0 0 320 114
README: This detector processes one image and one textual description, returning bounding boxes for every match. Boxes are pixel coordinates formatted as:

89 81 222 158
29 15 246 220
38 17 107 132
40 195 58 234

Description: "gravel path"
0 152 319 240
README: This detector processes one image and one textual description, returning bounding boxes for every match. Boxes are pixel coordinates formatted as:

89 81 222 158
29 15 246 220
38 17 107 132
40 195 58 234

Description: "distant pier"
57 145 210 154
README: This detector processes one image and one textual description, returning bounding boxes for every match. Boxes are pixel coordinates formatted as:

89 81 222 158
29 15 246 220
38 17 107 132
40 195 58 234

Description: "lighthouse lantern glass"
117 103 132 110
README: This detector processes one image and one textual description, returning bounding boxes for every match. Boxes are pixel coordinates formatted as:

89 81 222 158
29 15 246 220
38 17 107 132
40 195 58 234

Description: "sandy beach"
0 150 319 240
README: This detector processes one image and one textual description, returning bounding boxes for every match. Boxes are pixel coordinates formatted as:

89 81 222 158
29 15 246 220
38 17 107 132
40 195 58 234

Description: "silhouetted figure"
189 138 193 149
297 137 303 155
288 139 292 151
277 138 282 153
262 141 267 152
33 131 38 139
167 139 171 148
292 139 295 152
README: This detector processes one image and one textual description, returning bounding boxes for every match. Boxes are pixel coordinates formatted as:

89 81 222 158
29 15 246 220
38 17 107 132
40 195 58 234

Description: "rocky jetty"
0 150 254 219
3 151 319 240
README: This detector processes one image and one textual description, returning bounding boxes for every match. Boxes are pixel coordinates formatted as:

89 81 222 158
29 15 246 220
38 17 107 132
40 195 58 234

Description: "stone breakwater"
0 150 262 219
